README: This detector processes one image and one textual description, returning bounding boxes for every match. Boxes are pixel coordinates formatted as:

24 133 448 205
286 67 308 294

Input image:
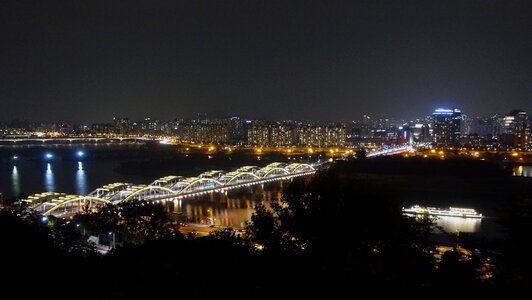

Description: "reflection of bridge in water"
21 162 317 217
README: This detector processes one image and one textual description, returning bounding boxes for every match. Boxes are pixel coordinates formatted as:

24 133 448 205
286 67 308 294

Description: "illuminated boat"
402 205 482 218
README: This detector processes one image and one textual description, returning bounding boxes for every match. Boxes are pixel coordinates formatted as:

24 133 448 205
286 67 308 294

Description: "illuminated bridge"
21 162 317 217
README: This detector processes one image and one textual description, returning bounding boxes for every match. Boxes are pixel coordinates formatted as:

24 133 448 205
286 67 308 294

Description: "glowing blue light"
12 155 18 160
45 153 53 159
108 232 113 235
42 216 48 222
433 108 458 115
77 151 85 157
76 224 80 228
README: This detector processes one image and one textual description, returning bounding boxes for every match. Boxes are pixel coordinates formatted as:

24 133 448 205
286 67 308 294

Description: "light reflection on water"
76 162 88 196
170 188 282 228
11 166 20 197
44 163 55 192
435 216 482 233
513 165 531 177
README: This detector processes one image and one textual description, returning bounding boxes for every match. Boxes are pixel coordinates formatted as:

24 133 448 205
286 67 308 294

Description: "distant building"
409 123 430 143
229 117 248 145
247 121 270 146
177 119 230 144
467 117 496 140
432 108 462 147
297 123 347 148
501 110 529 150
246 122 346 148
269 122 296 147
113 117 130 135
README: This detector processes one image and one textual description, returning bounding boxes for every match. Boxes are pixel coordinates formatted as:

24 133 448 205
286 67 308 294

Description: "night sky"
1 0 531 123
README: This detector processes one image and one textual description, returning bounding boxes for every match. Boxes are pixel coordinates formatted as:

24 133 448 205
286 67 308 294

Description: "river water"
1 144 530 234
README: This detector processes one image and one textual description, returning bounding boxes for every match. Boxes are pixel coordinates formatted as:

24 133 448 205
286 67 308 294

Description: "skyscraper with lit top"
432 108 462 147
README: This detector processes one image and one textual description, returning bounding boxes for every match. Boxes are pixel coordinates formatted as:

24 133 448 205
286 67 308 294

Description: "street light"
77 150 85 158
108 231 115 249
45 153 53 159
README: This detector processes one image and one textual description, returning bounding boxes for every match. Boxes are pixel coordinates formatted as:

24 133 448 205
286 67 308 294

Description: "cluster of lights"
132 171 315 202
40 150 85 160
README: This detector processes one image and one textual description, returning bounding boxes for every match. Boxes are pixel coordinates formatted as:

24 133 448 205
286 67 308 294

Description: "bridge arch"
225 172 261 185
261 167 290 178
43 196 114 216
290 163 315 174
176 178 224 194
121 186 177 203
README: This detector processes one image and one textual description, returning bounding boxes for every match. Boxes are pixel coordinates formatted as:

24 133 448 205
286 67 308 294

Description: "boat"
402 205 483 218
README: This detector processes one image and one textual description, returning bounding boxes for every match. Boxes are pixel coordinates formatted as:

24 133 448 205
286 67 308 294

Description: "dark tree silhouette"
246 163 437 294
355 148 367 159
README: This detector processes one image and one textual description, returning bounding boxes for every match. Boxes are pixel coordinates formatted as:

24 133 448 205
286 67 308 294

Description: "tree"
355 148 367 159
246 163 437 293
73 201 180 247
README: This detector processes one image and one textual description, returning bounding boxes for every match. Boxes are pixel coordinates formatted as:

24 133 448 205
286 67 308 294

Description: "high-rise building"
247 121 270 146
229 117 248 145
177 119 230 144
501 110 528 150
467 117 496 140
270 122 296 147
297 123 347 148
432 108 462 147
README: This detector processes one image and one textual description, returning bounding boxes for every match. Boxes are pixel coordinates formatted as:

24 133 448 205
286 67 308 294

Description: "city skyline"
2 1 531 123
1 106 530 126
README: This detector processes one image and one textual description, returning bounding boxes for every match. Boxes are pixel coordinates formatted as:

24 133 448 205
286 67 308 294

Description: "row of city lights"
11 150 86 161
135 171 316 203
119 172 314 202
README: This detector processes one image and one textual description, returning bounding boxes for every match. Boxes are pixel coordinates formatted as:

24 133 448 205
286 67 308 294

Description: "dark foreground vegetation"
1 157 531 299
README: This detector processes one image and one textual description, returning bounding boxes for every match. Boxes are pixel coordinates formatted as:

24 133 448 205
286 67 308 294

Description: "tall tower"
432 108 462 147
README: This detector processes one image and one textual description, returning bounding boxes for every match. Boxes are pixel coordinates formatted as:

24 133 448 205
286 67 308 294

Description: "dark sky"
1 0 531 123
